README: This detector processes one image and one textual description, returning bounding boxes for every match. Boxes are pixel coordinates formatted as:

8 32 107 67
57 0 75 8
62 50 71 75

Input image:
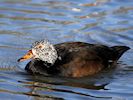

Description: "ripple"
0 0 133 100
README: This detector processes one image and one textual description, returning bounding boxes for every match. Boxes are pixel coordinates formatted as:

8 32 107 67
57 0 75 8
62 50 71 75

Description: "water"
0 0 133 100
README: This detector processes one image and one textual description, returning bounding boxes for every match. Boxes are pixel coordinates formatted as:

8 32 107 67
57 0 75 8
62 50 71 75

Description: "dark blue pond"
0 0 133 100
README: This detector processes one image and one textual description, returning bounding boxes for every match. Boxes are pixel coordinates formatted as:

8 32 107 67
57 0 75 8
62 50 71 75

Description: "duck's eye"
38 45 42 48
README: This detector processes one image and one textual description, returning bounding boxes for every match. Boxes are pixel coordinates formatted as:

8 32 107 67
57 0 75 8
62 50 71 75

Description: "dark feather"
25 42 130 77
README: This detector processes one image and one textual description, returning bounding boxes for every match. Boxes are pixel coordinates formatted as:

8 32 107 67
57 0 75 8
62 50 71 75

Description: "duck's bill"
18 50 33 62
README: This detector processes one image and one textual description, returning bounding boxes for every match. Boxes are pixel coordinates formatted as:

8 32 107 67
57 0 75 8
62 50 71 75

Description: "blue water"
0 0 133 100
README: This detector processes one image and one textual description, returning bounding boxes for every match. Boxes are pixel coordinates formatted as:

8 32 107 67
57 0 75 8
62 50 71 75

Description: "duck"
18 40 130 77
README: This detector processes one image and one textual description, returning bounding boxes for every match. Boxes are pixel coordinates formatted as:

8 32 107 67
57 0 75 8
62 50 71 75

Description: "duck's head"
18 40 58 64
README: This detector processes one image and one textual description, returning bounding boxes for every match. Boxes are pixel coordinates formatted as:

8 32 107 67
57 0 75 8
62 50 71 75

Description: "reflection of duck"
18 40 130 77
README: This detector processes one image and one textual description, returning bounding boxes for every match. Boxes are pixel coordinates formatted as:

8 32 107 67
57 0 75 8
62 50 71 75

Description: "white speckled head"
31 40 58 64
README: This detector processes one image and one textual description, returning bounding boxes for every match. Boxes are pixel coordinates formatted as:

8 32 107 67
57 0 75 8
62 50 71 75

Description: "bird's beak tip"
17 58 24 62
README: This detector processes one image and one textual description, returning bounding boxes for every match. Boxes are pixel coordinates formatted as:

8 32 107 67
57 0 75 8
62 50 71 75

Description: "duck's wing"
53 42 111 77
54 42 113 64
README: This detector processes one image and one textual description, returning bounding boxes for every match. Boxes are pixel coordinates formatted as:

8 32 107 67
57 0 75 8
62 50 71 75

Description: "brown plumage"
18 41 130 78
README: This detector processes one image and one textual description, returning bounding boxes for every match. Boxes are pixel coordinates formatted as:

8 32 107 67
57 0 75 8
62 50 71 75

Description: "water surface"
0 0 133 100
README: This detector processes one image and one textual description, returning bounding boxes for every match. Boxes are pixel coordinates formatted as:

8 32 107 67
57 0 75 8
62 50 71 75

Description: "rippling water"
0 0 133 100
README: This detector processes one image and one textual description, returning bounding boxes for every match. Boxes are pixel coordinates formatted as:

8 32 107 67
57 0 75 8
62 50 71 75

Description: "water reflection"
0 0 133 100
